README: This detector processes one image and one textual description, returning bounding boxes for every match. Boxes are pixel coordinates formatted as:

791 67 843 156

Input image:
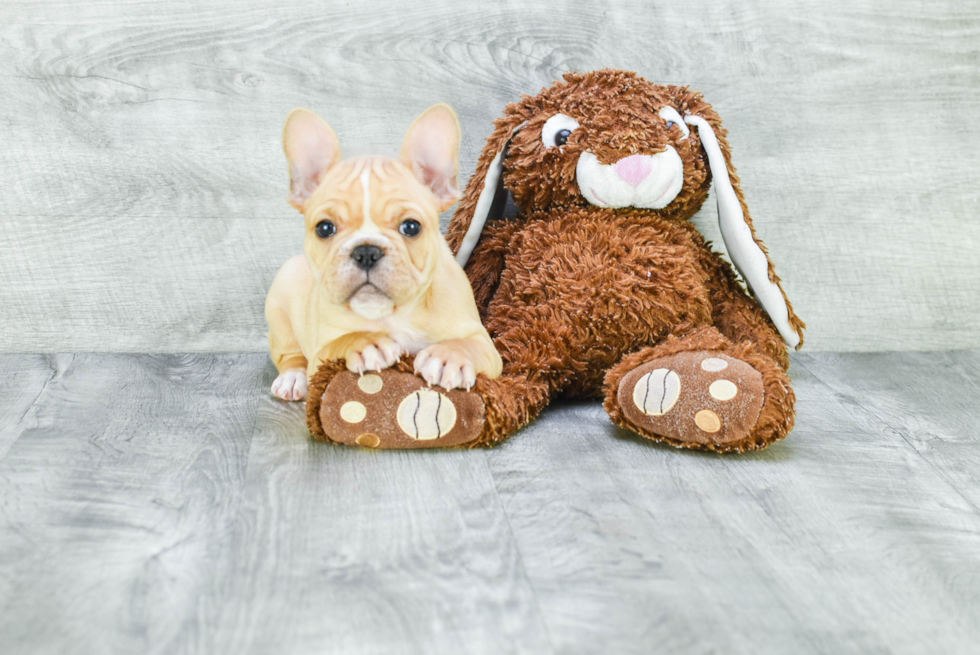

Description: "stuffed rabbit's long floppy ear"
445 115 526 266
683 110 806 349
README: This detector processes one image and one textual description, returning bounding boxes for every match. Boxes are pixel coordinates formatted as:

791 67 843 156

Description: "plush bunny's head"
447 69 804 349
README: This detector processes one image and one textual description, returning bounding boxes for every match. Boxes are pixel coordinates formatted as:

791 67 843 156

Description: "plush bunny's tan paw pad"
319 369 485 449
617 352 764 447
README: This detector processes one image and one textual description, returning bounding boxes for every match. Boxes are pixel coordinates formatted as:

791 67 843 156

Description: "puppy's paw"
272 368 309 401
414 343 477 391
344 335 402 374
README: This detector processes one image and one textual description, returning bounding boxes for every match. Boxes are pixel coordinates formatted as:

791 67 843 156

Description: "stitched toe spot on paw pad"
397 389 457 440
701 357 728 372
355 433 381 448
694 409 722 433
358 374 384 394
340 401 367 423
632 369 681 416
708 379 738 401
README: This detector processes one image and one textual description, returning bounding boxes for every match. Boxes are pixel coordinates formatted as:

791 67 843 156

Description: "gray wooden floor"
1 352 978 654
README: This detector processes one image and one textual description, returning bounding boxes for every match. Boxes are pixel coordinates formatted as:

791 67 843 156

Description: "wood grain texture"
0 353 267 655
202 388 552 655
2 353 980 654
482 352 980 654
0 0 978 352
0 354 61 461
799 350 980 511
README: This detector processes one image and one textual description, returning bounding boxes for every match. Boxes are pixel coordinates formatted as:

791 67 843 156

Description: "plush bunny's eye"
658 106 690 140
541 113 580 148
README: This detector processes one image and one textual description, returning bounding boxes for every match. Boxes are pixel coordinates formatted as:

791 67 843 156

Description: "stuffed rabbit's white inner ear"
455 121 528 266
456 146 505 266
684 115 800 349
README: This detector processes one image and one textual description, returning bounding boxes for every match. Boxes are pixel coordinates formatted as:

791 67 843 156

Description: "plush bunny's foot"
307 359 486 449
614 351 765 450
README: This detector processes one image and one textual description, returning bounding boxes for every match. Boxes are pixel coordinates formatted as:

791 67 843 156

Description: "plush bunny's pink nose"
615 155 653 188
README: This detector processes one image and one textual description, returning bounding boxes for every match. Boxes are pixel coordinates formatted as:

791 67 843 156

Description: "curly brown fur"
487 208 714 396
446 69 805 452
307 358 352 442
449 70 804 342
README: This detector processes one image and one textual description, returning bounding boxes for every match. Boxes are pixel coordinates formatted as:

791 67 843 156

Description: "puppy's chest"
376 315 433 354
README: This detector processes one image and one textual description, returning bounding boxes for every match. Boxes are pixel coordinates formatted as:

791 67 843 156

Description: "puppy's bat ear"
677 92 806 349
400 104 463 212
283 108 342 212
446 112 526 267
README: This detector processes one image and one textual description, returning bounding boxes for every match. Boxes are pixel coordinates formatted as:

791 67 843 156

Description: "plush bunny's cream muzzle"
576 149 685 210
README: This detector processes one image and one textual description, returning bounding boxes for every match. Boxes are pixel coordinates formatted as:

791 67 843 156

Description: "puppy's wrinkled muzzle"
351 244 385 271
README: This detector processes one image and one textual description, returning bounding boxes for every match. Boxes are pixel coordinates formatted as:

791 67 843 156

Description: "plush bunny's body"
308 69 804 452
443 69 805 452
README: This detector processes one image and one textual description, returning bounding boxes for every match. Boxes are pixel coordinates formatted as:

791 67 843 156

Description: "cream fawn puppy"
266 104 501 401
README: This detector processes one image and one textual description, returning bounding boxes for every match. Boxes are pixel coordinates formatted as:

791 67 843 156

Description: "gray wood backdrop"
1 0 977 353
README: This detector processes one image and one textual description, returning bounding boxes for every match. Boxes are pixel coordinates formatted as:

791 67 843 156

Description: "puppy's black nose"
351 244 385 271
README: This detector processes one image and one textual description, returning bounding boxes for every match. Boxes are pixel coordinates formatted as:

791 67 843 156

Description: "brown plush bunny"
308 69 805 452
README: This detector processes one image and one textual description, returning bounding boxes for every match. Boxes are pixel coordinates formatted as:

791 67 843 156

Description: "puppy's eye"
399 219 421 237
314 220 336 238
541 113 580 148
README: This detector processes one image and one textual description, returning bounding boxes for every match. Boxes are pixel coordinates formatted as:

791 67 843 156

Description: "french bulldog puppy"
266 104 502 401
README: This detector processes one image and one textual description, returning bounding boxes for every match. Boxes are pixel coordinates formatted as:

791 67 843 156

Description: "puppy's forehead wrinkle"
307 156 439 238
320 156 391 191
310 198 351 219
334 161 363 187
382 197 427 218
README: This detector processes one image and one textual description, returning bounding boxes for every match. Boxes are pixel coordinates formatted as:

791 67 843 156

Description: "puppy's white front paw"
271 368 308 401
414 344 477 391
346 337 402 374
